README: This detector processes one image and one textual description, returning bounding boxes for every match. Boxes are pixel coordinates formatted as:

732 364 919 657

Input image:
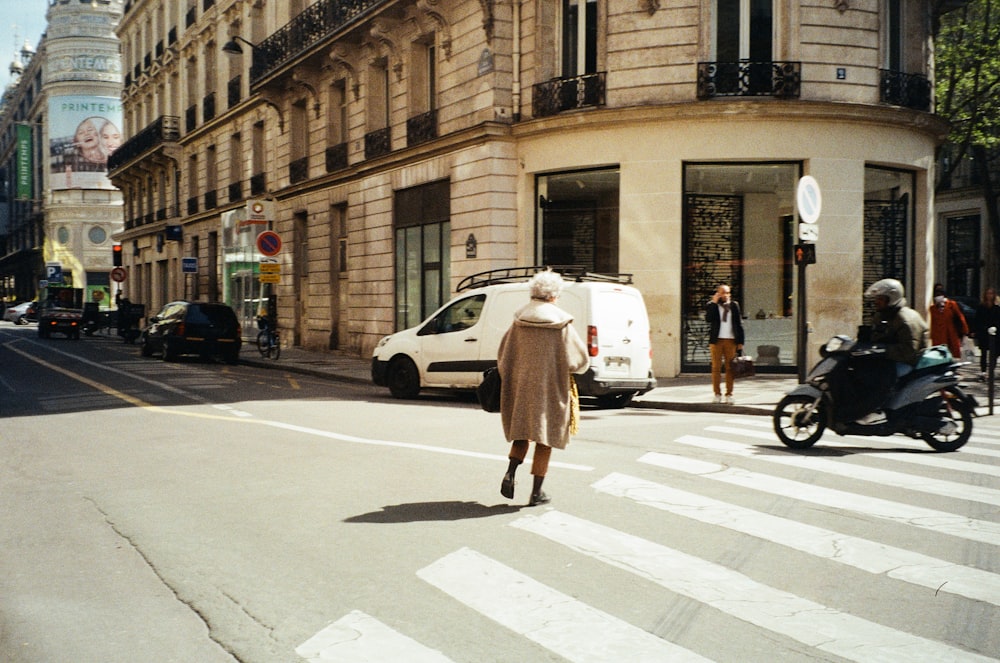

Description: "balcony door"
715 0 773 94
561 0 597 77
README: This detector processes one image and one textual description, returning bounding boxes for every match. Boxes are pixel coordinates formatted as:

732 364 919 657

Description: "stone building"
110 0 962 377
0 0 124 308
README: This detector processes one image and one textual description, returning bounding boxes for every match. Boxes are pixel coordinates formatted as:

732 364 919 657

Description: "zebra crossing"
297 416 1000 662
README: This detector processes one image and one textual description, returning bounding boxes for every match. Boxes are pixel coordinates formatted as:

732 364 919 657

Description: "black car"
140 301 242 363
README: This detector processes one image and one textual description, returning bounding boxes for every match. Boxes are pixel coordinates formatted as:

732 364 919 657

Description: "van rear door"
590 287 653 381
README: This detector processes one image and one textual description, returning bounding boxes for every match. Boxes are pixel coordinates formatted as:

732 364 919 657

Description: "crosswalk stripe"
295 610 455 662
592 472 1000 606
676 434 1000 507
708 424 1000 477
639 452 1000 546
511 510 995 662
417 547 711 662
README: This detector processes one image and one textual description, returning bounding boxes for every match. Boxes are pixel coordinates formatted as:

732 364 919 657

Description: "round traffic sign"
111 267 128 282
256 231 282 257
797 176 822 224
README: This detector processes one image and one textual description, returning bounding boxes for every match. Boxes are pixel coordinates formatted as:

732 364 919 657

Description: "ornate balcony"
879 70 931 112
250 0 388 86
406 110 438 147
326 143 348 173
532 72 606 118
364 127 391 160
202 92 216 122
229 181 243 203
185 105 197 132
696 61 801 99
290 156 309 184
204 189 217 210
228 75 242 109
108 115 181 172
250 173 267 196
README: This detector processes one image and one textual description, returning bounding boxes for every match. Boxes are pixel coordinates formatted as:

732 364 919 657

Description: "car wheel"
162 339 179 361
140 336 154 357
15 315 26 325
387 357 421 399
223 350 240 365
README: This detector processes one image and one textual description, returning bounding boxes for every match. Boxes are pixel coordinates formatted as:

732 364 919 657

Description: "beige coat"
497 300 589 449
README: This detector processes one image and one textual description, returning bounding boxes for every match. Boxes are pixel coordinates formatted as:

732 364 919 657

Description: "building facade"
0 0 124 309
111 0 959 377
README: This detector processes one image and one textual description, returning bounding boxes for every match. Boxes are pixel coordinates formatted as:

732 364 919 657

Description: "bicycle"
256 316 281 360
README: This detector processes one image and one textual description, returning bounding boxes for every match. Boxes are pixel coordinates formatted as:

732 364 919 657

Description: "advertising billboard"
48 95 122 190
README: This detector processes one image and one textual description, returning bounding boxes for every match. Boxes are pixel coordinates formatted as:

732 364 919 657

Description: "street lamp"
222 36 256 55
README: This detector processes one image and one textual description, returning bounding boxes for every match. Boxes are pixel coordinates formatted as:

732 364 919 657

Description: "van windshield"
420 294 486 335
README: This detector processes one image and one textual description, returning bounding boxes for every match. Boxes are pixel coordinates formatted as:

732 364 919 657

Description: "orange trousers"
508 440 552 476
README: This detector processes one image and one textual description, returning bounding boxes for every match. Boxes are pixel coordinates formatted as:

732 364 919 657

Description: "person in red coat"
929 283 968 359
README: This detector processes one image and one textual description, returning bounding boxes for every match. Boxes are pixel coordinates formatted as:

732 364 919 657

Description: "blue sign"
46 263 63 284
182 257 198 274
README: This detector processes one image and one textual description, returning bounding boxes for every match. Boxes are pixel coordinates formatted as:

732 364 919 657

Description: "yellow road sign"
259 263 281 273
259 273 281 283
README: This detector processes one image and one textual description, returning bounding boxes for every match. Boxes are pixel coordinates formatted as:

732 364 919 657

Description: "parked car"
140 301 242 363
4 301 38 325
372 267 656 408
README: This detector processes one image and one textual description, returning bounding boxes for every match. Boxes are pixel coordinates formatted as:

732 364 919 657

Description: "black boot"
529 475 550 506
500 458 520 499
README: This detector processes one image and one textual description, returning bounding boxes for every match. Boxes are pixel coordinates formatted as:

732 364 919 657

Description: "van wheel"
596 392 634 409
387 357 421 399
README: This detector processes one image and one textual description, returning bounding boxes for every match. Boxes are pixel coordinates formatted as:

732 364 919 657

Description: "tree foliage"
936 0 1000 158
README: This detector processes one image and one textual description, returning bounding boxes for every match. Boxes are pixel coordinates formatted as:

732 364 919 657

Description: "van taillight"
587 325 599 357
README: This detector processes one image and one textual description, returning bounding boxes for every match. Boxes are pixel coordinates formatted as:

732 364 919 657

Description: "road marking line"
511 510 995 663
639 452 1000 545
593 472 1000 606
708 424 1000 476
677 434 1000 506
296 610 455 663
6 343 592 471
417 548 711 663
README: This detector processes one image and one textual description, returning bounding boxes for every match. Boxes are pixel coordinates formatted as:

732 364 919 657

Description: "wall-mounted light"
222 36 256 55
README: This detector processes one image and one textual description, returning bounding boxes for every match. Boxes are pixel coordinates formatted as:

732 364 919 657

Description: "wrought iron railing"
108 115 181 171
229 181 242 203
187 196 199 215
185 105 197 132
250 0 387 85
406 110 437 147
204 189 217 210
532 72 606 118
364 127 391 160
290 156 309 184
879 69 931 112
697 61 801 99
202 92 216 122
250 172 267 196
228 75 241 109
326 143 348 172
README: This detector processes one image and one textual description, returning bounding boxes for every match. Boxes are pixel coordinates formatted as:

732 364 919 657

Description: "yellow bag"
569 375 580 435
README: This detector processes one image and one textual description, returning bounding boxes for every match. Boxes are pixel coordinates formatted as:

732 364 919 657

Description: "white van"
371 267 655 408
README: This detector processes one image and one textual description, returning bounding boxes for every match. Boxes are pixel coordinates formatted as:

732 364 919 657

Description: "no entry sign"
256 231 282 257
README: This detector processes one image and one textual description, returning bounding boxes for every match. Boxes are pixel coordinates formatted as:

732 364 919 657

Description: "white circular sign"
797 176 822 224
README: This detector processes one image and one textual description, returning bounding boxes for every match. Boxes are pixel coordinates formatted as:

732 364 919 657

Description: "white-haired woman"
497 270 589 505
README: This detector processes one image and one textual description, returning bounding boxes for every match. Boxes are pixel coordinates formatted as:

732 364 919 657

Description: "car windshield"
186 304 235 326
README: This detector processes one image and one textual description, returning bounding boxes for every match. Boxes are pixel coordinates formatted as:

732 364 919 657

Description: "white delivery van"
371 267 655 408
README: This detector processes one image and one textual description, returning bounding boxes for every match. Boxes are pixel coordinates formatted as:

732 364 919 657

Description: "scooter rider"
865 278 930 372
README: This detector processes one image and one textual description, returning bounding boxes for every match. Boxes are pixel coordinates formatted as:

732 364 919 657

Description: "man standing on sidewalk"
705 284 745 404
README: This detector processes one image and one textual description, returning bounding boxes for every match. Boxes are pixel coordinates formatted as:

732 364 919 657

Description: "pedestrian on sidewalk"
705 284 745 405
498 270 589 506
973 286 1000 379
928 283 968 360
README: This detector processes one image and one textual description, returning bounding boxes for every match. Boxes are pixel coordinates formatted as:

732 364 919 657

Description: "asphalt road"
1 323 999 662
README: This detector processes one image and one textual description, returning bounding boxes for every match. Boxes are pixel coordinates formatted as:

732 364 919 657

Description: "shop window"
682 162 799 372
536 168 619 273
862 166 914 319
394 180 451 330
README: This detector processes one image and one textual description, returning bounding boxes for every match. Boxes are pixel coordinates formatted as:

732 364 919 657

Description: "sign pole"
795 176 822 383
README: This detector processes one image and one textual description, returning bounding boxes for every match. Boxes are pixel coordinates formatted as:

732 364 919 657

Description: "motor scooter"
773 335 977 452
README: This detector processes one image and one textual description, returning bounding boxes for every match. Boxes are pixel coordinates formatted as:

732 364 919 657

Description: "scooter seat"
915 345 953 370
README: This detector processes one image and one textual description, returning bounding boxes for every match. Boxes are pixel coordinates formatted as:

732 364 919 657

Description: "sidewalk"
238 342 996 415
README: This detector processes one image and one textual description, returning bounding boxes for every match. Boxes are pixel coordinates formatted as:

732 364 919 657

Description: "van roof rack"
456 265 634 291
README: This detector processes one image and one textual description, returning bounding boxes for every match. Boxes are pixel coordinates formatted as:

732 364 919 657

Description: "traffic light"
794 243 816 265
112 244 123 266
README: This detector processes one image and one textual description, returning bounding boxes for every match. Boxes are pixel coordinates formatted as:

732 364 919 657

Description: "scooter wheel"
921 387 973 452
773 395 826 449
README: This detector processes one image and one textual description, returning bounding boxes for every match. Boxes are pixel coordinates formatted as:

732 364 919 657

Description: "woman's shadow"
344 501 522 524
